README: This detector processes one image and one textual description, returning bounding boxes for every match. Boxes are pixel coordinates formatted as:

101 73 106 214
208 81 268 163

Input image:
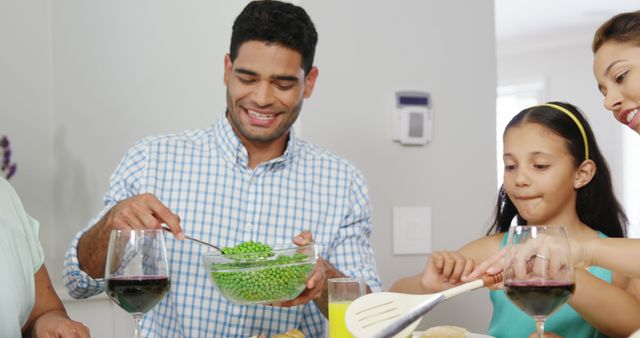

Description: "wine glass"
105 229 171 338
503 225 575 338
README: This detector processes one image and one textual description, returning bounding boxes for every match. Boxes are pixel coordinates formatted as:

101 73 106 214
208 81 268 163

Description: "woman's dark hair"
487 102 627 238
593 10 640 53
230 0 318 74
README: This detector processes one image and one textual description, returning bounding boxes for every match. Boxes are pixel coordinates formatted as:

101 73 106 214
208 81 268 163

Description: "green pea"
211 241 314 303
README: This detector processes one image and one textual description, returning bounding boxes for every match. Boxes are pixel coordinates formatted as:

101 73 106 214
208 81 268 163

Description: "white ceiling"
495 0 639 43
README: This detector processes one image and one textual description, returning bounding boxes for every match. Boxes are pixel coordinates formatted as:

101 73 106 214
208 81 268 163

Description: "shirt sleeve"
330 168 383 292
2 178 45 274
62 141 149 299
24 214 45 273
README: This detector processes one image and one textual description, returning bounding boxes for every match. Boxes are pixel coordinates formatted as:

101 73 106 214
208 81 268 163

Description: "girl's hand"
420 251 476 291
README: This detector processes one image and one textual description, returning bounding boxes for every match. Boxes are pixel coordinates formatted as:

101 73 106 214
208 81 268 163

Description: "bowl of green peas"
202 241 318 305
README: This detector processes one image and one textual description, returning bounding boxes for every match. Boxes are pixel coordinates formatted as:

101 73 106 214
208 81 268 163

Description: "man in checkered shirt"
62 1 382 337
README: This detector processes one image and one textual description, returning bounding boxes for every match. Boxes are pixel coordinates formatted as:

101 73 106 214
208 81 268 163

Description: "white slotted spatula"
345 274 502 338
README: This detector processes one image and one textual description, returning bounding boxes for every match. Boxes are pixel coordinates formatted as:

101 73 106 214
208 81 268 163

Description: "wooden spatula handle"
481 273 503 287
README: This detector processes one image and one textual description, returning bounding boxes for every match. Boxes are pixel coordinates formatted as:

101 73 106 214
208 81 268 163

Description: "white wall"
49 1 252 281
0 1 55 262
3 0 498 334
302 0 497 331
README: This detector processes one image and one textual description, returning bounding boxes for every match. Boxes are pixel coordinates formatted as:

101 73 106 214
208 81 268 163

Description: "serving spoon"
160 224 222 251
160 224 275 260
345 274 502 338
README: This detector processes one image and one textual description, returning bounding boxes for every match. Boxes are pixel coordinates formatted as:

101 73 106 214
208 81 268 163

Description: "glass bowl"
202 243 318 305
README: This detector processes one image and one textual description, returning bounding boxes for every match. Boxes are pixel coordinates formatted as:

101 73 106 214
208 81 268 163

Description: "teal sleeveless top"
488 232 610 338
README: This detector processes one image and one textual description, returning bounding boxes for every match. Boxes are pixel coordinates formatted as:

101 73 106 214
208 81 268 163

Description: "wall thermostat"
392 91 432 145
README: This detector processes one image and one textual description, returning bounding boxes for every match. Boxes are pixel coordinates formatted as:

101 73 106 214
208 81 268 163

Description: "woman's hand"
466 234 573 290
24 266 90 338
464 248 505 289
31 311 90 338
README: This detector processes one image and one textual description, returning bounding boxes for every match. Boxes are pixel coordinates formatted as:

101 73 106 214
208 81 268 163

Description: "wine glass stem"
536 319 545 338
133 314 143 338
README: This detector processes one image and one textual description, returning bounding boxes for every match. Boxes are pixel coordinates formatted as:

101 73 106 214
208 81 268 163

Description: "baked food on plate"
417 325 470 338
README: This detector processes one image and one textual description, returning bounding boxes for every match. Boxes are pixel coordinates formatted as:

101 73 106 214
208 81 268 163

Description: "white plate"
412 332 494 338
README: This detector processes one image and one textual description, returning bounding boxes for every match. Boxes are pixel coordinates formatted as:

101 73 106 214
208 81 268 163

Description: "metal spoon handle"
160 225 222 252
183 234 222 251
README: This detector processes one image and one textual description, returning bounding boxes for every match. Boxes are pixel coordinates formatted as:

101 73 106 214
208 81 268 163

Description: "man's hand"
102 193 182 236
77 193 182 277
270 230 370 318
277 231 326 307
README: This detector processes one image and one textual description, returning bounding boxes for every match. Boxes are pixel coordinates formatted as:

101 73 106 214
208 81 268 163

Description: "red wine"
106 275 170 314
505 281 575 318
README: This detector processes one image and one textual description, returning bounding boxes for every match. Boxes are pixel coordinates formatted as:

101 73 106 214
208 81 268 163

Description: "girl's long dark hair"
487 102 627 238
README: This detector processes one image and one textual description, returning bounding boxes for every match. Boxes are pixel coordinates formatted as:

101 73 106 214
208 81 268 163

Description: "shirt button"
246 223 253 230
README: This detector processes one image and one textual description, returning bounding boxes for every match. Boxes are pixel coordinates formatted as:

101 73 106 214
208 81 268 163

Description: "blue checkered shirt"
63 117 382 337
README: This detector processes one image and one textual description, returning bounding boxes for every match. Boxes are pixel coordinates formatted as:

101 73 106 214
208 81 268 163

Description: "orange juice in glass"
328 278 365 338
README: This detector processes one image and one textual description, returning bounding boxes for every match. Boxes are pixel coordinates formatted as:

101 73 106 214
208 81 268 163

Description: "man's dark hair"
230 0 318 74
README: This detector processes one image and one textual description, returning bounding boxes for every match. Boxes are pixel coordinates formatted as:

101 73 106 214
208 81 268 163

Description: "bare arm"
580 238 640 278
77 193 182 278
22 265 90 338
567 269 640 338
277 232 373 318
311 259 373 318
470 237 640 281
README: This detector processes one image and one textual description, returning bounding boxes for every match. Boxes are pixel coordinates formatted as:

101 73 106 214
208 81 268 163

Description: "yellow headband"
540 103 589 160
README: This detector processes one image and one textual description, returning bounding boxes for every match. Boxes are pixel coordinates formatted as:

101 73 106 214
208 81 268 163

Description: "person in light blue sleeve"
62 1 382 337
0 177 90 337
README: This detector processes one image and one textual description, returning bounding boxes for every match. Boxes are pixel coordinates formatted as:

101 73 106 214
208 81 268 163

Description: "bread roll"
418 325 470 338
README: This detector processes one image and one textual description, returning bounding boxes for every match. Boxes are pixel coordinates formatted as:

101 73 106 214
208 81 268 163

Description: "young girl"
390 102 640 338
473 9 640 298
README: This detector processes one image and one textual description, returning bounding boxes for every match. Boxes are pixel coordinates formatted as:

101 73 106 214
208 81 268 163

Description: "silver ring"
535 254 549 261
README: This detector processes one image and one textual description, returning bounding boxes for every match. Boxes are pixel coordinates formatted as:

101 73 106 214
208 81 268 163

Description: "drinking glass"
503 225 575 338
105 229 171 338
328 277 365 338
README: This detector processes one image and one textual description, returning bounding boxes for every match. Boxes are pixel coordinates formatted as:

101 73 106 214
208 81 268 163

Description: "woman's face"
593 41 640 134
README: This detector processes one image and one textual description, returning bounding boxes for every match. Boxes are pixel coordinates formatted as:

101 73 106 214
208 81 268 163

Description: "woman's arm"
580 238 640 278
469 237 640 281
568 270 640 338
22 265 90 338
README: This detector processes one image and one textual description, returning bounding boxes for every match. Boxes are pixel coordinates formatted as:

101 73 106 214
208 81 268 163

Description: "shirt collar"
213 115 297 168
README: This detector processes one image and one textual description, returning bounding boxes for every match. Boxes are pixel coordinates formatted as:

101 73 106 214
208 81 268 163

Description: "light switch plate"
393 206 431 255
